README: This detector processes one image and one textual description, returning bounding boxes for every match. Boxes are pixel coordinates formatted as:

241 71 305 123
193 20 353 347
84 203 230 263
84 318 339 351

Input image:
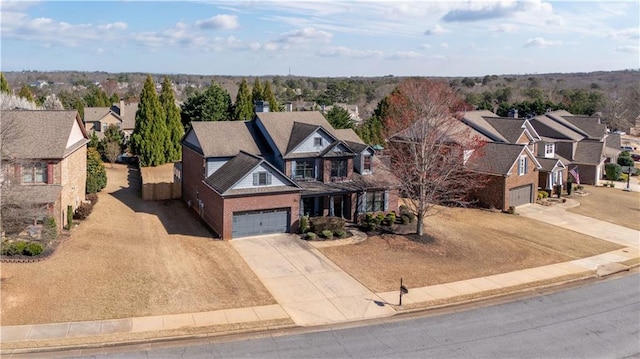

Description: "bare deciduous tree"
104 141 121 167
384 78 486 236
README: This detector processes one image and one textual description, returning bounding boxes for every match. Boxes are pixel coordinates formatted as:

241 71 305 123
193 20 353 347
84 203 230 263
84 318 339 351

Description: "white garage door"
510 185 533 207
232 209 290 239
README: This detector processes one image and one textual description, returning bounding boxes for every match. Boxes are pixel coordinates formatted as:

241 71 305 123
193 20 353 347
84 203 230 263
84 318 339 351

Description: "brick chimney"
119 99 125 117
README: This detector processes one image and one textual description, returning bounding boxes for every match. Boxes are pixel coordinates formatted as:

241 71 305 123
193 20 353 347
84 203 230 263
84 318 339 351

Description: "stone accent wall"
59 146 87 228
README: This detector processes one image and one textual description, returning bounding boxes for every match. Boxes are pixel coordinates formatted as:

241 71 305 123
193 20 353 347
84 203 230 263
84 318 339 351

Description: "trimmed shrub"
300 216 309 234
305 232 316 241
321 229 333 239
577 185 584 190
506 206 516 214
385 212 396 225
14 241 27 255
401 215 411 224
24 242 43 256
310 216 345 233
66 205 73 229
74 202 94 220
617 152 634 167
43 216 57 240
605 163 622 181
334 229 346 238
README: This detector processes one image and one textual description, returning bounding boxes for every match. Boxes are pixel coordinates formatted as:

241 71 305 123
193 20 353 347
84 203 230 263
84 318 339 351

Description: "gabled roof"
536 157 566 172
530 115 584 141
112 102 138 130
182 121 271 157
334 128 372 153
1 110 89 159
466 143 540 176
256 111 338 156
562 115 606 140
483 117 538 144
318 141 356 158
605 133 621 150
203 151 299 195
460 110 508 142
573 140 604 165
286 122 326 154
84 107 121 123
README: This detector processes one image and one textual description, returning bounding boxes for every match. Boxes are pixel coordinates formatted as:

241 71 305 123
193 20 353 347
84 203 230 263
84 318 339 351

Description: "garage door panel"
510 185 533 207
232 209 290 238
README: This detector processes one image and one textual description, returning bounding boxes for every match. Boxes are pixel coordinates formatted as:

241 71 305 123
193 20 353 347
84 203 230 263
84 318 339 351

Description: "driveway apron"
231 234 395 326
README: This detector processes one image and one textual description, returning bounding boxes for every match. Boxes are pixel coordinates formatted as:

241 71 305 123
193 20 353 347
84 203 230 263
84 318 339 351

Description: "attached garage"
232 208 290 238
509 184 533 207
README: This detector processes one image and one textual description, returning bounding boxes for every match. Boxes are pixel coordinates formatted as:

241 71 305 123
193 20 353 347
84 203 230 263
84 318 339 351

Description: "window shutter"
291 160 296 177
47 162 54 184
267 172 273 185
359 192 366 213
253 173 258 186
384 190 389 211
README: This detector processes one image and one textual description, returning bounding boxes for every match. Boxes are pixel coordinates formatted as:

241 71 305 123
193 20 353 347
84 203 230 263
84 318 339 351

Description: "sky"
1 0 638 77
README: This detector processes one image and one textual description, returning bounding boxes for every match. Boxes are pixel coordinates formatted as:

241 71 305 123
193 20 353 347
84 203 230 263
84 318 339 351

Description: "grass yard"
567 185 640 231
0 164 275 326
319 206 622 292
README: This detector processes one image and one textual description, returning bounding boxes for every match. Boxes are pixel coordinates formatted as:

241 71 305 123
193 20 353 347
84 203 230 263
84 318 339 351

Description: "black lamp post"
624 166 632 192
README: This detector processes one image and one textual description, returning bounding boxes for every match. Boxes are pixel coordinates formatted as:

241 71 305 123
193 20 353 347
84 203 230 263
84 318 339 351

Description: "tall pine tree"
18 85 34 102
252 78 264 104
263 81 280 112
0 73 11 94
234 78 254 121
160 76 183 162
131 75 168 167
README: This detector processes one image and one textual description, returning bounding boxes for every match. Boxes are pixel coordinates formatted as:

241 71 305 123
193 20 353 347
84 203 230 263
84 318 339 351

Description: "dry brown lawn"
567 185 640 231
0 164 275 326
319 206 622 292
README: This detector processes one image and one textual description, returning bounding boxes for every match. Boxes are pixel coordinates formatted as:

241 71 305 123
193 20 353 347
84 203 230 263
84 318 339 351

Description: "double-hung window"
518 156 527 176
544 143 554 157
22 162 47 183
331 160 347 179
366 191 385 212
253 171 272 186
295 160 314 179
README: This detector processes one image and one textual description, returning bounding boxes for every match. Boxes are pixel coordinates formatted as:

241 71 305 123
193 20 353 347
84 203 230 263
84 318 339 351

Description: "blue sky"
1 0 638 77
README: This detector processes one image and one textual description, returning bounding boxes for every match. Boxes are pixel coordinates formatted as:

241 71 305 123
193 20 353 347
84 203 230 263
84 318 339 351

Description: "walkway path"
231 234 395 326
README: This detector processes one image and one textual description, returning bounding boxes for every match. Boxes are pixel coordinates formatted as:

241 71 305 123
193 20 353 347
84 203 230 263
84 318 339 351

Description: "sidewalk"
2 203 639 354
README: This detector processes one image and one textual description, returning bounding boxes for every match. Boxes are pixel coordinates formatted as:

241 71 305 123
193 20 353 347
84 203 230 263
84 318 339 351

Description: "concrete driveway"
231 234 395 326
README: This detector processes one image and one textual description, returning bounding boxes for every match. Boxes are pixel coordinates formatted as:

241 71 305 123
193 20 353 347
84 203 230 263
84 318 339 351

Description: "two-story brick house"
84 100 138 141
1 110 89 232
181 111 399 240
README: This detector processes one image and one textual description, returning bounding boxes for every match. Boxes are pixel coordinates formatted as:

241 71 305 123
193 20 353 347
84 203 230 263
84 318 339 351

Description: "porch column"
329 196 334 216
299 199 304 217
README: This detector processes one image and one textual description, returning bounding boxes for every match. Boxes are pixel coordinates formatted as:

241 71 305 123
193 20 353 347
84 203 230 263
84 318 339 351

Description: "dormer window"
544 143 554 158
314 137 323 147
253 171 272 186
363 155 372 172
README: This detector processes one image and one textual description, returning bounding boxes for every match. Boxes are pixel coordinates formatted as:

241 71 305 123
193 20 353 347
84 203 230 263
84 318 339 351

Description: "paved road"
61 273 640 359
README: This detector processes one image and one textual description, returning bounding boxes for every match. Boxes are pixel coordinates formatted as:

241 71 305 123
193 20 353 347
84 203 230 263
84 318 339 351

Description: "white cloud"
386 51 421 60
440 42 449 49
491 23 517 33
608 28 640 40
196 15 239 30
442 0 553 22
421 43 431 49
99 22 127 31
277 27 332 44
524 37 562 48
615 45 639 53
317 46 383 58
424 24 447 36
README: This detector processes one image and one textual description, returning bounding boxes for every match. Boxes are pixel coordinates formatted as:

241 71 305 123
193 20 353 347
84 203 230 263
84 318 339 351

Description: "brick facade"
59 146 87 227
474 156 538 210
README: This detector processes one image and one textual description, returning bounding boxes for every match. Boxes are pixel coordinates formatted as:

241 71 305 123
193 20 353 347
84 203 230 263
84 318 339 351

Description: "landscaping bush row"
301 216 348 241
1 240 44 256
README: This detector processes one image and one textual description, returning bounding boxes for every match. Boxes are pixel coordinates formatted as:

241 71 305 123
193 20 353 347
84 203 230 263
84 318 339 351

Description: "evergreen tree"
324 106 353 129
252 78 264 103
0 73 11 94
160 76 183 162
86 147 107 193
18 85 34 102
263 81 280 112
234 78 254 121
88 131 100 149
180 81 233 128
75 99 85 121
131 75 168 167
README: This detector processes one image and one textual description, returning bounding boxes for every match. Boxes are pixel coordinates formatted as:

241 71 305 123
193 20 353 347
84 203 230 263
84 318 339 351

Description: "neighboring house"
529 110 613 185
1 110 89 232
460 110 543 209
181 111 399 240
84 100 138 141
